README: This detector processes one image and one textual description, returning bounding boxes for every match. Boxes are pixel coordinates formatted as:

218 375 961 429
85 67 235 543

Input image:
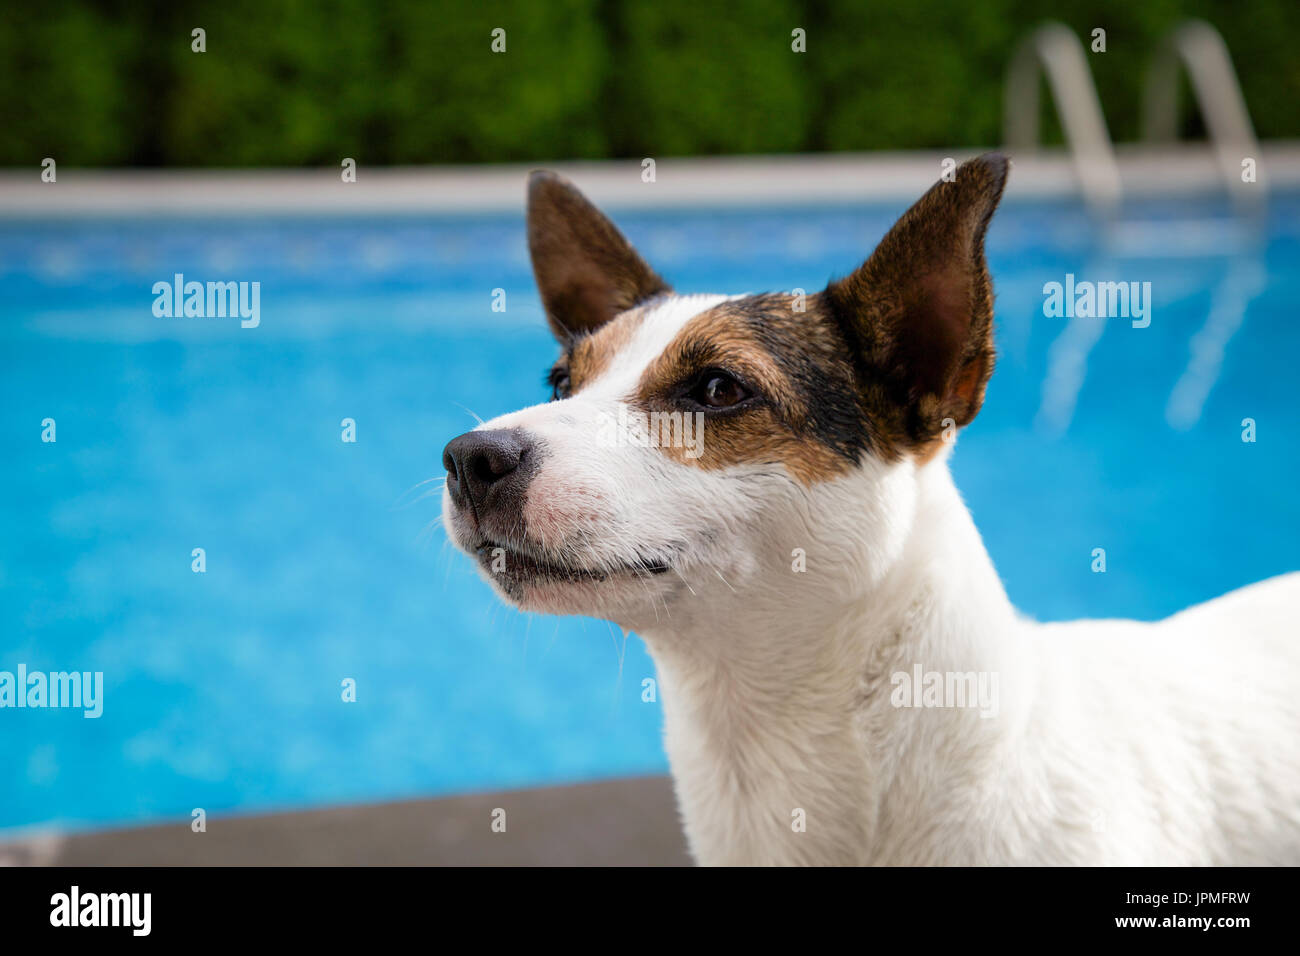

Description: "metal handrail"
1004 22 1121 216
1142 19 1264 212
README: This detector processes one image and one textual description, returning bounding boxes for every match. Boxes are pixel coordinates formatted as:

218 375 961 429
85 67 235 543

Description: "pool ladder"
1007 21 1267 437
1003 19 1264 223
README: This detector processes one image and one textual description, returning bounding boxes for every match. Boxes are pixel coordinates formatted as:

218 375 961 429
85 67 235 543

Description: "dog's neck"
636 457 1030 865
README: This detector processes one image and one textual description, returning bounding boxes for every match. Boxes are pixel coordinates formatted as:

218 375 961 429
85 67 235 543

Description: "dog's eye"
689 371 751 409
549 371 571 401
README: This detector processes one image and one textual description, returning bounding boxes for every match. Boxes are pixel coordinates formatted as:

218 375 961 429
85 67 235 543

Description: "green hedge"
4 0 1297 166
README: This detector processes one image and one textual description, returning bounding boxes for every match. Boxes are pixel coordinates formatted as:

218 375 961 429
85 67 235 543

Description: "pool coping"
3 143 1298 218
0 774 691 866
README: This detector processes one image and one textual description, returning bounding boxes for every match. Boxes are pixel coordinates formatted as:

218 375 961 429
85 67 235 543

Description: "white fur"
446 294 1300 866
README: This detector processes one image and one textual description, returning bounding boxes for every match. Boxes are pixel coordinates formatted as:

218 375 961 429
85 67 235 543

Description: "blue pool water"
2 190 1299 832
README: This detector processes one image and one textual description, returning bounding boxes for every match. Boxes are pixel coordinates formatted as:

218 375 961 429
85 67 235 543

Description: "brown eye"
691 371 751 409
549 372 571 401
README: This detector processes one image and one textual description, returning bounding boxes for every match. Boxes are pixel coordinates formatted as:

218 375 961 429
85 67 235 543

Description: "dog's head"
442 155 1008 630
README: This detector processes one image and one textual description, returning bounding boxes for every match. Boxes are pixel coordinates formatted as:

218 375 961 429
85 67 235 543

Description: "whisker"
607 621 627 679
671 565 698 597
393 476 448 511
453 401 486 426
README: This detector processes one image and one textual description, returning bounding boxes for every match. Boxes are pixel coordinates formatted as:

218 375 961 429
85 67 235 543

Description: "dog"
442 154 1300 865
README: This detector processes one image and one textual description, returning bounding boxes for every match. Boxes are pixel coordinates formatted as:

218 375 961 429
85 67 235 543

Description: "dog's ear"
527 171 670 342
823 153 1008 452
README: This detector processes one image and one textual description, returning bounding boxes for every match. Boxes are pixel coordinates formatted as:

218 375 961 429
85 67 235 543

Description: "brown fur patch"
630 296 867 486
563 305 649 392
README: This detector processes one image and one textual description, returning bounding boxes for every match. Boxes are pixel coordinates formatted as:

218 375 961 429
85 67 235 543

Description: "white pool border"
2 144 1298 218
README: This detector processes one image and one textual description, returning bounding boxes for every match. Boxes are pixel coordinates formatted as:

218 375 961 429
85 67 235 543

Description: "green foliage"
606 2 812 156
0 3 136 164
3 0 1297 166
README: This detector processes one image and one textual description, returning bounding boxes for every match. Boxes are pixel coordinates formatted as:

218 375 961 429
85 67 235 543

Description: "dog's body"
443 155 1300 865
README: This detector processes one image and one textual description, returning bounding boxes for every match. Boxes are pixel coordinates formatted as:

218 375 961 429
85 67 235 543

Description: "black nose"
442 428 533 523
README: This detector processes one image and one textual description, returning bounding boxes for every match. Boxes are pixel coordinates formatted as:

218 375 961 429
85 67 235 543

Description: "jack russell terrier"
442 154 1300 865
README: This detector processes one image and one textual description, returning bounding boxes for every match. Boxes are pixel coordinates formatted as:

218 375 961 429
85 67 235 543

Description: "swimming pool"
3 188 1298 832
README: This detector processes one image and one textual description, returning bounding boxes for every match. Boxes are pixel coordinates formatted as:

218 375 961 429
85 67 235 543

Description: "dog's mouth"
472 540 671 585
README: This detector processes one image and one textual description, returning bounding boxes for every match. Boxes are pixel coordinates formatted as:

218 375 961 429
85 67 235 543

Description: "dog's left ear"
823 153 1008 451
527 171 671 342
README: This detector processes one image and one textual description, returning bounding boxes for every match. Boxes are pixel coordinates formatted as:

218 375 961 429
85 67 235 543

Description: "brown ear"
527 171 671 341
823 153 1008 453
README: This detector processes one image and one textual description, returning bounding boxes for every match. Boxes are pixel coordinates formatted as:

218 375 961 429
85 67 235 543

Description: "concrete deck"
0 775 692 866
3 143 1298 218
